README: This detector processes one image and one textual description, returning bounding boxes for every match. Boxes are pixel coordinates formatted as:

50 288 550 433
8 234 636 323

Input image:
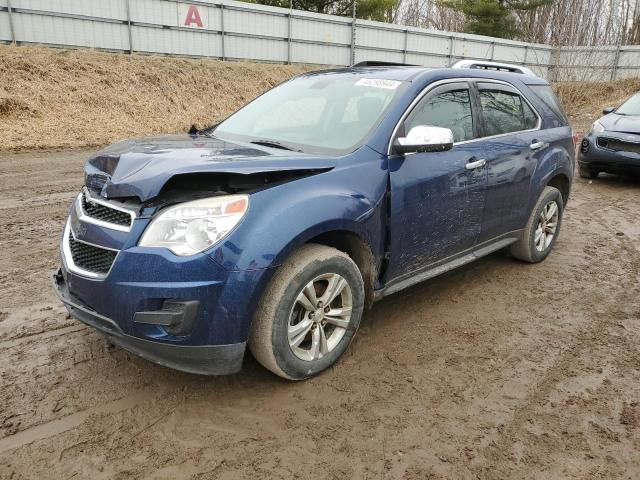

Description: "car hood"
85 134 337 201
599 113 640 134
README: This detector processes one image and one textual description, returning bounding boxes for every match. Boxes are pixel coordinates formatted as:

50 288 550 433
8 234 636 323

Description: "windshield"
616 93 640 115
213 75 406 154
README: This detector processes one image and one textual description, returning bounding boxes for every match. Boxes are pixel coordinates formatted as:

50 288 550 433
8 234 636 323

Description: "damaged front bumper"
52 269 246 375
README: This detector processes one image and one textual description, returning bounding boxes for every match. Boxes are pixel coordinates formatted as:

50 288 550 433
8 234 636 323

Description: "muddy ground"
0 149 639 479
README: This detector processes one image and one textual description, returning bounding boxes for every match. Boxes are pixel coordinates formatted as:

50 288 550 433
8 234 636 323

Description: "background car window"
406 89 474 143
615 93 640 115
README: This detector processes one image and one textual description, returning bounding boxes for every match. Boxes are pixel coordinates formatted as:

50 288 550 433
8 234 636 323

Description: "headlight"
591 121 605 134
139 195 249 256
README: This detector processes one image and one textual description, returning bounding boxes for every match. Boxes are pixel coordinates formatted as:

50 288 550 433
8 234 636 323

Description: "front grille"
597 137 640 154
81 190 132 228
68 231 117 275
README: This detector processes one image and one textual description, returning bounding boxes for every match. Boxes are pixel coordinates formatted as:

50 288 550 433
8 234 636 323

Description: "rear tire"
510 186 564 263
579 165 598 179
249 244 365 380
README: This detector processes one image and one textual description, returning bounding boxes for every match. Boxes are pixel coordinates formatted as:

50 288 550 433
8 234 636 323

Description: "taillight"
572 130 578 148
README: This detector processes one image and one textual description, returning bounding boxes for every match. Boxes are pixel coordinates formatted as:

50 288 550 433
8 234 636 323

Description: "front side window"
214 75 406 154
479 88 538 136
405 89 474 143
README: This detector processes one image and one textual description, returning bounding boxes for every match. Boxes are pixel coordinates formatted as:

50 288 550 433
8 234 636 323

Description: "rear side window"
406 89 474 143
529 85 569 125
479 88 538 136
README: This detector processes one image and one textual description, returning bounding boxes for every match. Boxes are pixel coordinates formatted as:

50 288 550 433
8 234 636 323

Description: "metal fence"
1 0 639 82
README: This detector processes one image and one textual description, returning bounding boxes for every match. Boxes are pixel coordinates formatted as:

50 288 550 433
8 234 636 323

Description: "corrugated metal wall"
0 0 637 81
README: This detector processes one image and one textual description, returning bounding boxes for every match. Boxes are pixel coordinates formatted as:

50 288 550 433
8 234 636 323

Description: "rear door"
474 82 544 242
387 82 488 281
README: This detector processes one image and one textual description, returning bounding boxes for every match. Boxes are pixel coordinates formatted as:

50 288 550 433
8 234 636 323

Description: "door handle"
466 158 486 170
530 141 547 151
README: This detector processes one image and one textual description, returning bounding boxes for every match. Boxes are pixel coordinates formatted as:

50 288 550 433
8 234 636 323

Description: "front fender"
208 153 389 272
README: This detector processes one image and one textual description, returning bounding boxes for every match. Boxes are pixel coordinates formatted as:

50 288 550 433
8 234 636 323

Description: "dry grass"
1 45 638 151
554 78 640 133
0 46 316 151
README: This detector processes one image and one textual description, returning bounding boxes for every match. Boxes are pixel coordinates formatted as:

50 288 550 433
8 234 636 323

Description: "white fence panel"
291 41 349 65
0 0 636 81
356 21 405 51
407 32 451 64
0 11 11 42
226 34 286 62
12 11 127 49
291 16 351 45
225 7 287 38
13 0 126 20
354 47 404 64
132 26 221 57
130 0 176 26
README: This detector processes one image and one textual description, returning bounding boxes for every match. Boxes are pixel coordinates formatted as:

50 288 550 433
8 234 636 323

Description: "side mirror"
394 126 454 154
603 107 615 115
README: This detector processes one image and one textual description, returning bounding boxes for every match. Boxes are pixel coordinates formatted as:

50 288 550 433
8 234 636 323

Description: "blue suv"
53 61 575 380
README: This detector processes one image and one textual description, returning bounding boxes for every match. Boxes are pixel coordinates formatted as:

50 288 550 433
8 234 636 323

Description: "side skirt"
374 231 522 300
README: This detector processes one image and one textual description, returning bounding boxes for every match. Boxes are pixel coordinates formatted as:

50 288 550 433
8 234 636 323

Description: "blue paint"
56 66 575 369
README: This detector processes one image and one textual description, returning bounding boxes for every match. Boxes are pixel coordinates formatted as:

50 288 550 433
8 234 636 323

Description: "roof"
301 62 549 85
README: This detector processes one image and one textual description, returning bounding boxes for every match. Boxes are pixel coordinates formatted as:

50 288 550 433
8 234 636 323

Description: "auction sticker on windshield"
355 79 402 89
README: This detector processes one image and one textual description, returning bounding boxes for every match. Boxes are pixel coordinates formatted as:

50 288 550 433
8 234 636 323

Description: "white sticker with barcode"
355 78 402 90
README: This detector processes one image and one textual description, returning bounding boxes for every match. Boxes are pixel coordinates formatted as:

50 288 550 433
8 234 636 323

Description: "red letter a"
184 5 203 27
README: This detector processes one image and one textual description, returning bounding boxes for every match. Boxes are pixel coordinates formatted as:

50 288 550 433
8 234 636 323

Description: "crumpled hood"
599 113 640 134
85 134 337 201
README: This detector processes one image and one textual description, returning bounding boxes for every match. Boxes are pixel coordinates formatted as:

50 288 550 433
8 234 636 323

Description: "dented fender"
207 150 389 272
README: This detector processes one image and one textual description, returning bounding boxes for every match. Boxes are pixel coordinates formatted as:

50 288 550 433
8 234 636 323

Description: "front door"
387 82 488 281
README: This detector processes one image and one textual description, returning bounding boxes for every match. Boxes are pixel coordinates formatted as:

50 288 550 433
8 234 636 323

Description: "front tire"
579 165 599 179
510 186 564 263
249 244 365 380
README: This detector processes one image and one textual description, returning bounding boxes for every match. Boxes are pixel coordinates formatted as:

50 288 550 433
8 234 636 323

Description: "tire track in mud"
1 324 86 350
0 391 152 454
473 198 640 478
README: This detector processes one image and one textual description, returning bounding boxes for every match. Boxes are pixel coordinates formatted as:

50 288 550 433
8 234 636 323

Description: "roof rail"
452 60 537 77
352 61 417 67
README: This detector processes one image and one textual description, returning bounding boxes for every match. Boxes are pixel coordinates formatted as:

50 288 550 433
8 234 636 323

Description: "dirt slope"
0 46 315 151
2 45 640 152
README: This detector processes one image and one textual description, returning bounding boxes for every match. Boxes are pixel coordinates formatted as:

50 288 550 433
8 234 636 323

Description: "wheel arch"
271 224 379 310
546 172 571 204
304 230 378 310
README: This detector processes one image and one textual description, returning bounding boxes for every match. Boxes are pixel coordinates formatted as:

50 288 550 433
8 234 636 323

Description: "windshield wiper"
250 139 300 152
188 124 218 137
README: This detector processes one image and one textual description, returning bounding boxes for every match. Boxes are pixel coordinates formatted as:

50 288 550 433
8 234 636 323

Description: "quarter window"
479 89 538 136
406 89 474 143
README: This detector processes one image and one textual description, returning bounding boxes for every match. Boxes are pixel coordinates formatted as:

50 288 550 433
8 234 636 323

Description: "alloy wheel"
288 273 353 362
535 200 559 252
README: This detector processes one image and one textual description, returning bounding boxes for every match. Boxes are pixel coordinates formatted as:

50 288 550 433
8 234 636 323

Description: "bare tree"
396 0 640 47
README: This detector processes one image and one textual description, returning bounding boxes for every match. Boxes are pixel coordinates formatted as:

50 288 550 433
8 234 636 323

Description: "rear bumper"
52 269 245 375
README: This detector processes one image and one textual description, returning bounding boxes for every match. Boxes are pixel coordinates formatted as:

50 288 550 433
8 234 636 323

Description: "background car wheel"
510 186 564 263
249 244 365 380
579 165 599 179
